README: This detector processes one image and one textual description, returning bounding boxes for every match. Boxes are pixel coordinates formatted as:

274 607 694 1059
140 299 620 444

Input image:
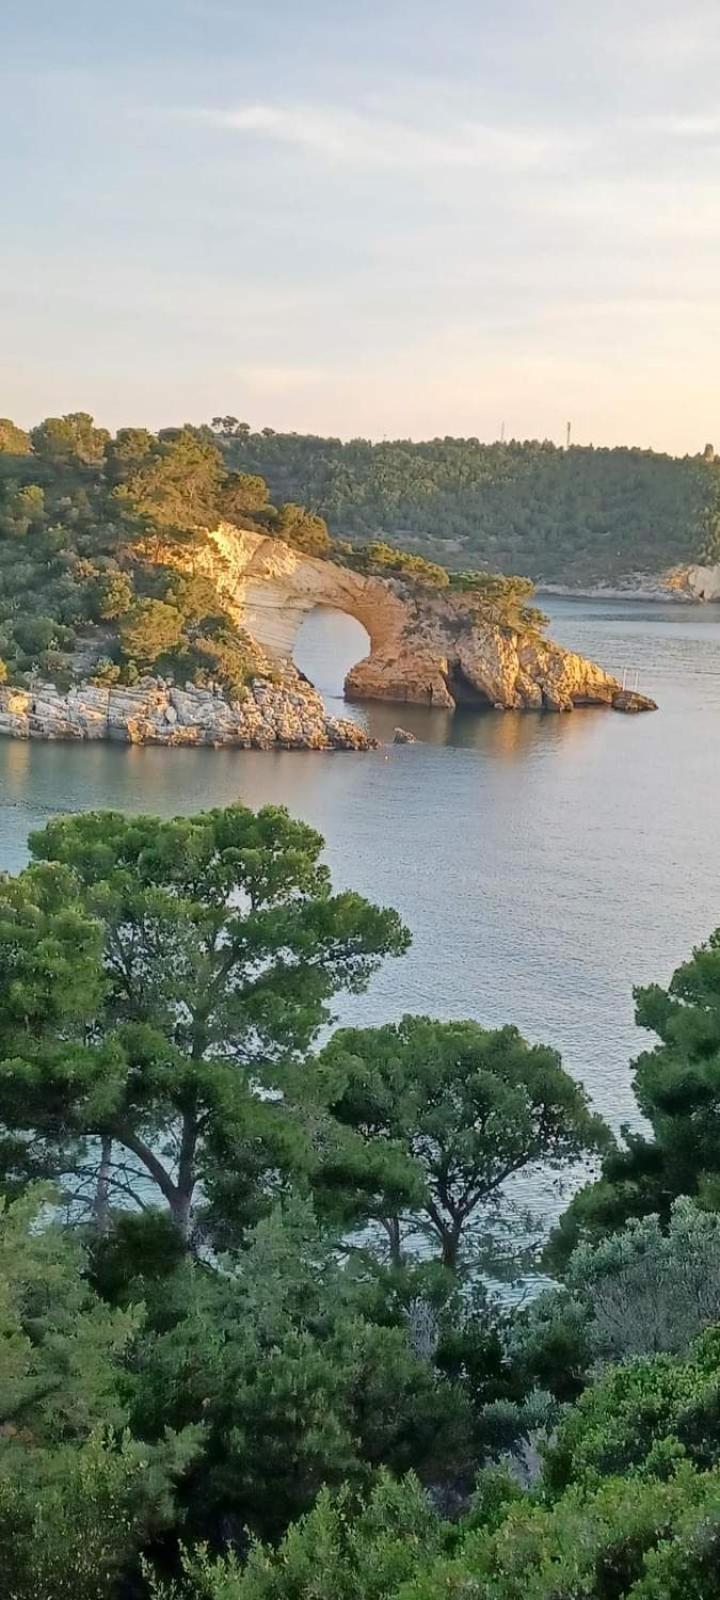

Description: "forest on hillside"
0 413 344 695
0 412 547 696
211 420 720 585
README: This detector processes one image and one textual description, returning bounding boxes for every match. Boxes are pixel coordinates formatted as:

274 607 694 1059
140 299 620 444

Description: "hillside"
0 411 594 701
213 421 720 585
0 412 334 700
0 411 654 736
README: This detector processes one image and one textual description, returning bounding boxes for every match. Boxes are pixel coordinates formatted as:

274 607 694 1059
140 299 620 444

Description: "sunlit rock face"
667 562 720 602
184 526 654 714
0 671 372 749
0 525 656 749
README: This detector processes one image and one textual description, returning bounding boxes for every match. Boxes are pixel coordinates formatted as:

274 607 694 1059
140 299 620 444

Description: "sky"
3 0 720 451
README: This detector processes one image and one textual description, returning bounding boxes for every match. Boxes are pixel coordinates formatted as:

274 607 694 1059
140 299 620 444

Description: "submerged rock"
393 727 417 743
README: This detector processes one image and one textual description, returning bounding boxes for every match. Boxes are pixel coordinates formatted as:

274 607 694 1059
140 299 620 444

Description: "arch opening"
293 605 371 707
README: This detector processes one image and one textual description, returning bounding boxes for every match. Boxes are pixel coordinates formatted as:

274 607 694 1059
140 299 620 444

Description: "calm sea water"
1 598 719 1167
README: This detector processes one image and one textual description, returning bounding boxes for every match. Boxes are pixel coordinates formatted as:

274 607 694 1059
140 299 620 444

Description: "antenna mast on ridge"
566 420 572 448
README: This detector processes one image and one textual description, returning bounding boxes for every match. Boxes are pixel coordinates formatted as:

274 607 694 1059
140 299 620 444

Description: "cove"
1 596 719 1234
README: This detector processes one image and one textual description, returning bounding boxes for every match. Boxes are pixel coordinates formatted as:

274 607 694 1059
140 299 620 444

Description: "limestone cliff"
0 669 371 750
165 525 655 714
0 526 657 750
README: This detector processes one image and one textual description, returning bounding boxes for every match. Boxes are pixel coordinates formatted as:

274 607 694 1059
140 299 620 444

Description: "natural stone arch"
195 525 453 703
177 525 651 714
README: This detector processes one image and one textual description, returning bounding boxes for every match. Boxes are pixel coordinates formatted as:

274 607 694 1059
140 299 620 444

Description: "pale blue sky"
3 0 720 449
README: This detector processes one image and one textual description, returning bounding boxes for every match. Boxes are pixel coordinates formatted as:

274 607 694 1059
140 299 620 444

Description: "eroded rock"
163 525 647 715
0 669 374 751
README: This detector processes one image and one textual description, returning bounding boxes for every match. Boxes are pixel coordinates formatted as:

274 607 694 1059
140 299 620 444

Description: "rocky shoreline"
0 669 373 751
537 582 690 603
537 560 720 604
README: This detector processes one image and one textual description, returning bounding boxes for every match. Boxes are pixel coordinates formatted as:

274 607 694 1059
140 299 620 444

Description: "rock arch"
183 525 654 714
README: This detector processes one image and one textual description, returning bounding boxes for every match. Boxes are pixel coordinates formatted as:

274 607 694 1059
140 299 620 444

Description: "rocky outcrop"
0 669 372 750
540 562 720 604
166 525 655 714
0 526 656 752
665 562 720 602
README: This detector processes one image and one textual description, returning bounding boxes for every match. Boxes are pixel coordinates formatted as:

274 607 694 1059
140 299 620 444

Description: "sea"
1 597 719 1234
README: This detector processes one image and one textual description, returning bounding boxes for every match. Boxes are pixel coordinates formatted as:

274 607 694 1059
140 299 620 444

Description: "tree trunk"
174 1108 198 1242
440 1221 462 1271
92 1135 113 1235
383 1215 402 1268
113 1120 196 1245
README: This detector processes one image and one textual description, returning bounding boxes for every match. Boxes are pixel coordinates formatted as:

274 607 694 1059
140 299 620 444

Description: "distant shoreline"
537 584 693 605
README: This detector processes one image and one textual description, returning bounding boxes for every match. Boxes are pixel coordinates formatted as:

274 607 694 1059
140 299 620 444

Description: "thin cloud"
661 112 720 138
239 363 332 393
188 102 580 173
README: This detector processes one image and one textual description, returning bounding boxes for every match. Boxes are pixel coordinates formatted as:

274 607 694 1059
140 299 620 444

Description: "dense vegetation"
212 417 720 584
0 412 552 699
0 413 298 697
3 799 720 1596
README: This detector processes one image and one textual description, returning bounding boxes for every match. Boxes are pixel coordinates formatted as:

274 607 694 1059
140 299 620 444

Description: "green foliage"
566 1201 720 1361
0 804 409 1243
163 573 227 625
0 418 30 454
90 569 135 620
185 622 259 699
514 1199 720 1404
146 1206 473 1541
449 570 548 629
119 430 225 530
542 1326 720 1492
0 1429 197 1600
397 1466 720 1600
216 427 717 583
2 835 720 1597
698 478 720 564
153 1472 447 1600
315 1016 609 1270
106 427 157 483
220 471 271 522
30 411 110 465
548 927 720 1263
119 598 185 667
272 502 331 557
0 1189 198 1598
353 540 450 587
0 1187 138 1447
0 416 351 700
90 655 122 685
0 482 45 538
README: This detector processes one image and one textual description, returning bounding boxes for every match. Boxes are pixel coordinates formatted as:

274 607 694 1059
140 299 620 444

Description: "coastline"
537 561 720 604
0 671 374 751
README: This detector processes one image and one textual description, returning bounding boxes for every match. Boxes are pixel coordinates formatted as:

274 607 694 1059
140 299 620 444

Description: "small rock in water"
393 727 417 744
611 689 658 714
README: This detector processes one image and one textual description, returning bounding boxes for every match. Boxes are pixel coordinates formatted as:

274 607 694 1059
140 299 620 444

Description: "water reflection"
293 604 605 759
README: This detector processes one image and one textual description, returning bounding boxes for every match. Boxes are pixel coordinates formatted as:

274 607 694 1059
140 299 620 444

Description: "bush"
152 1472 447 1600
398 1466 720 1600
119 599 185 668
